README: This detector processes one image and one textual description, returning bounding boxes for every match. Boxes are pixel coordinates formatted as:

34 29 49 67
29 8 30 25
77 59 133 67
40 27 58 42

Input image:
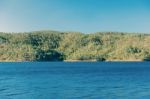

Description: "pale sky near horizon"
0 0 150 33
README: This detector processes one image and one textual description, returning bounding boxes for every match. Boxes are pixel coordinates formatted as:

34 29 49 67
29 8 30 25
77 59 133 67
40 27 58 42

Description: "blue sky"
0 0 150 33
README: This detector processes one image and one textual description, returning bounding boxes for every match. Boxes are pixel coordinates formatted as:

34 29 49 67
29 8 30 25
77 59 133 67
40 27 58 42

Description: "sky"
0 0 150 33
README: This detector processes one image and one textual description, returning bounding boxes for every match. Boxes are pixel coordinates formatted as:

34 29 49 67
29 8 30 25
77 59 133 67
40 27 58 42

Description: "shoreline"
13 59 146 62
0 59 147 62
64 58 144 62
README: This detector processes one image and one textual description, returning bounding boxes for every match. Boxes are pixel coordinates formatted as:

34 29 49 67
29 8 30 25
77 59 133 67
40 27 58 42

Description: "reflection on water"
0 62 150 99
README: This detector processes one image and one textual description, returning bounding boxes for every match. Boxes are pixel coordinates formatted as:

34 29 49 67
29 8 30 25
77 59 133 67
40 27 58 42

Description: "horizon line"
0 29 150 34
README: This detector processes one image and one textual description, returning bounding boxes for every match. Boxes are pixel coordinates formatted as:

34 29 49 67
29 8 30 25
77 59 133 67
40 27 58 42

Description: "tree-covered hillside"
0 31 150 62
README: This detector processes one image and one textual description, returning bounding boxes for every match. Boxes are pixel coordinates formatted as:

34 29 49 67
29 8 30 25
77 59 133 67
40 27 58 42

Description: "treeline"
0 31 150 62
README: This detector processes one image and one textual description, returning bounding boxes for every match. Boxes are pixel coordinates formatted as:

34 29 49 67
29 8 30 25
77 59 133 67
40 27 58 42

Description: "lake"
0 62 150 99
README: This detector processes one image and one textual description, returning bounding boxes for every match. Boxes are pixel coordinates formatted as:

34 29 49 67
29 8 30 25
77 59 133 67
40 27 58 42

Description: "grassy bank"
0 31 150 62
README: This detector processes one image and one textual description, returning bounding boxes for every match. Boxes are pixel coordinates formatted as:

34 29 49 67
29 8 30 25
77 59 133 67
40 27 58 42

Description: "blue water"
0 62 150 99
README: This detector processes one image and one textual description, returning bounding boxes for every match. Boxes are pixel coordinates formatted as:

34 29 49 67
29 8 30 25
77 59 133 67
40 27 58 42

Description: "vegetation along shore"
0 31 150 62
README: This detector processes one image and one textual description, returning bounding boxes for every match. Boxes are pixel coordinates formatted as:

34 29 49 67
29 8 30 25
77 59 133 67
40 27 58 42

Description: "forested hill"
0 31 150 62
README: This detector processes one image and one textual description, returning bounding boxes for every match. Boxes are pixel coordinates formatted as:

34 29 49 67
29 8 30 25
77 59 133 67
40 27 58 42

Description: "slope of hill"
0 31 150 62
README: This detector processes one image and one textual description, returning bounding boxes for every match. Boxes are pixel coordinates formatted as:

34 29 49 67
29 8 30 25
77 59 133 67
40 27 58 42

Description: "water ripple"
6 92 28 97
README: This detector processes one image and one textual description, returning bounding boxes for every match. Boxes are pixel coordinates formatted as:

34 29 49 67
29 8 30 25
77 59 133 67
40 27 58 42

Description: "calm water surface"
0 62 150 99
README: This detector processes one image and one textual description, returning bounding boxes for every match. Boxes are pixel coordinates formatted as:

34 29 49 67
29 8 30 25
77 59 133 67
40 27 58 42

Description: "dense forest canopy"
0 31 150 62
